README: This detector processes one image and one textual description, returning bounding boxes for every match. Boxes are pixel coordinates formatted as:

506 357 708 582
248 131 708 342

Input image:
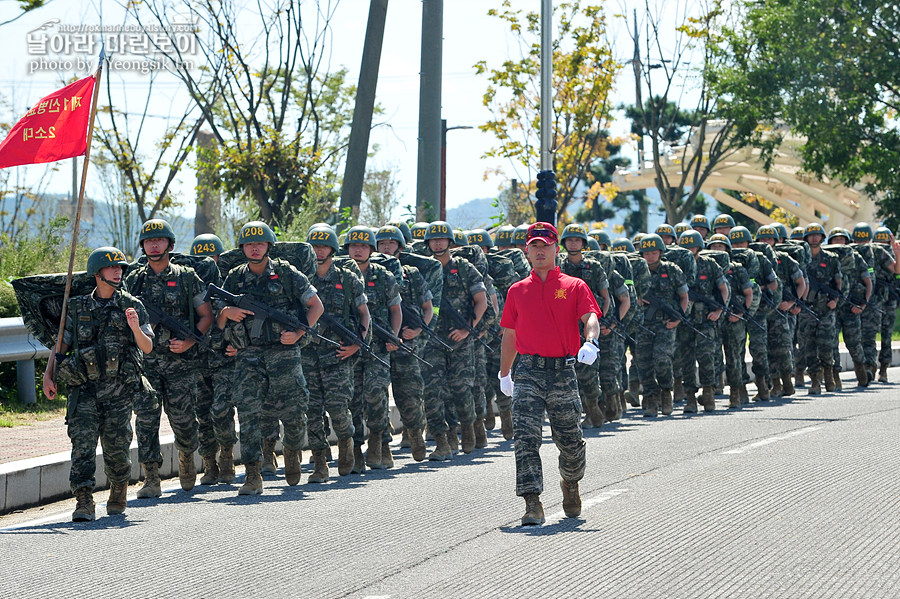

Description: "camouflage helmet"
586 237 601 251
851 222 873 243
425 221 454 242
674 222 690 237
790 226 805 240
707 233 732 251
874 226 892 244
803 223 826 240
453 229 468 246
238 221 277 245
344 225 377 248
138 219 176 244
386 220 413 243
467 229 494 248
307 226 340 251
827 227 852 244
690 214 710 231
561 223 589 243
771 222 790 241
637 233 666 253
190 233 225 257
494 225 516 246
755 225 779 241
410 222 429 241
712 213 736 230
588 229 611 247
512 224 530 246
655 223 676 240
611 238 635 253
87 246 129 277
677 230 704 249
632 232 646 245
375 224 406 249
729 226 753 245
307 222 333 235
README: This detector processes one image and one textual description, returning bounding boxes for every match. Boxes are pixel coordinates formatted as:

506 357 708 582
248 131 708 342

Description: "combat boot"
283 448 302 485
683 389 698 413
808 371 822 395
660 389 674 416
624 381 642 407
218 445 235 483
794 366 805 388
499 410 514 440
366 430 384 469
582 397 604 429
460 421 476 454
770 376 783 398
823 366 836 392
560 479 582 518
673 379 685 404
738 384 749 404
619 391 628 414
399 428 410 448
179 451 197 491
701 386 716 412
381 443 394 469
484 400 496 430
832 367 842 391
408 428 427 461
754 377 770 402
238 462 263 495
352 443 366 474
337 438 354 475
728 387 741 409
107 481 127 515
715 372 726 395
72 487 95 522
521 494 545 526
473 417 488 449
782 371 795 396
199 454 219 485
428 432 452 461
642 391 658 417
604 392 621 421
879 364 889 383
137 463 162 499
447 426 459 453
867 365 877 384
308 450 330 483
855 362 869 387
261 439 277 475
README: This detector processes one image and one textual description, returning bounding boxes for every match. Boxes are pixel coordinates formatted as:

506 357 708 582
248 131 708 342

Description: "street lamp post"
440 118 473 221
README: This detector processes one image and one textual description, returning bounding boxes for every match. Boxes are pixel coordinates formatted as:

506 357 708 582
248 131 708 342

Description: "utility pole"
339 0 389 221
416 0 442 221
632 9 645 169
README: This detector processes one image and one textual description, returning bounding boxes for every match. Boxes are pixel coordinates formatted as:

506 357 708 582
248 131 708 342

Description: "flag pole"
48 49 105 379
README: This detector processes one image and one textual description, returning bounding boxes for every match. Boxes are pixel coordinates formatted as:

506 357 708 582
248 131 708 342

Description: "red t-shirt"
500 266 601 358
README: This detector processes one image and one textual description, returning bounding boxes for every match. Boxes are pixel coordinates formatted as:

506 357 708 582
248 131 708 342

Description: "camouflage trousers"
767 310 794 377
352 346 391 445
137 355 199 466
673 324 696 389
678 318 720 390
485 336 508 413
832 304 864 370
721 320 747 389
67 379 136 493
747 311 769 380
234 344 308 464
880 300 898 366
574 359 600 409
389 339 426 434
302 349 355 451
799 308 837 374
197 363 237 458
422 337 475 434
625 318 642 388
859 301 882 368
512 358 585 496
598 332 622 397
473 342 488 419
635 318 676 395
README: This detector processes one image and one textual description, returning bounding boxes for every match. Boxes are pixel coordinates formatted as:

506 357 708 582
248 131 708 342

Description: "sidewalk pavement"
1 345 896 514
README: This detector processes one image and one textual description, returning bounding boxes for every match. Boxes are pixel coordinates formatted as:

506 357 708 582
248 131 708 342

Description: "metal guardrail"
0 317 51 404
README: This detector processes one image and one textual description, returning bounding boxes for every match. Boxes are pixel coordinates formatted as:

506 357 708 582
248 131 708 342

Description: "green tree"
359 167 403 226
475 0 618 221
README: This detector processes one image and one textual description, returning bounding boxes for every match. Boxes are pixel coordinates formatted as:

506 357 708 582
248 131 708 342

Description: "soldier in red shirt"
498 222 602 526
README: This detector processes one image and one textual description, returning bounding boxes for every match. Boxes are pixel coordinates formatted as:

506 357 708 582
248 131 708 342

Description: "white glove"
577 341 599 365
498 371 514 397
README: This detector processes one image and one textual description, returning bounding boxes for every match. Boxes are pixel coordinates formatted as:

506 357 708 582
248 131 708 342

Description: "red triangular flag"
0 75 96 169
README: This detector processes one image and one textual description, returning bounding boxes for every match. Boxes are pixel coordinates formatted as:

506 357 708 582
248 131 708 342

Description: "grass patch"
0 396 67 427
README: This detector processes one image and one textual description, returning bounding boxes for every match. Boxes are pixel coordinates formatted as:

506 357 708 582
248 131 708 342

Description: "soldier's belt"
519 354 576 370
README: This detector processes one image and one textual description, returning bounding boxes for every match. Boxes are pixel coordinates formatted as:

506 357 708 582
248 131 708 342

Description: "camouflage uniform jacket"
855 243 896 302
436 256 486 336
399 263 432 321
642 259 688 323
804 249 843 310
824 244 870 305
688 254 728 322
308 261 367 360
775 251 803 301
560 255 611 312
360 261 402 336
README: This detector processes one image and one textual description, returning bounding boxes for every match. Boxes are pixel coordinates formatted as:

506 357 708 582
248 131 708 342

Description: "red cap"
526 222 558 245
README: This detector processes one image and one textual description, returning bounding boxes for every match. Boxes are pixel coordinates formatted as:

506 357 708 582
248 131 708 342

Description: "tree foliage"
359 167 402 226
475 0 618 221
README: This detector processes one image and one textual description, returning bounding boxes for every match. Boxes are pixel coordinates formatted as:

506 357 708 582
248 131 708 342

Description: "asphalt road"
3 371 899 599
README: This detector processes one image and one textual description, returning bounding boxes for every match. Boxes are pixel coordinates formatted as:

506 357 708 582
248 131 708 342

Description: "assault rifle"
400 303 453 352
760 289 789 320
687 289 732 322
598 313 635 344
371 321 434 368
318 313 390 368
806 277 863 311
782 288 820 322
132 272 213 353
643 291 711 340
204 284 340 349
439 300 493 352
726 295 766 332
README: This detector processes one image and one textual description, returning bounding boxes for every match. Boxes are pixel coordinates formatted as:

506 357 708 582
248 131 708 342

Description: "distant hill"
446 198 499 229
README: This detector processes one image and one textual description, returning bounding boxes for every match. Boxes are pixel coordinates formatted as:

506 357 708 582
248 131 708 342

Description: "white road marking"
723 426 823 455
543 488 628 525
